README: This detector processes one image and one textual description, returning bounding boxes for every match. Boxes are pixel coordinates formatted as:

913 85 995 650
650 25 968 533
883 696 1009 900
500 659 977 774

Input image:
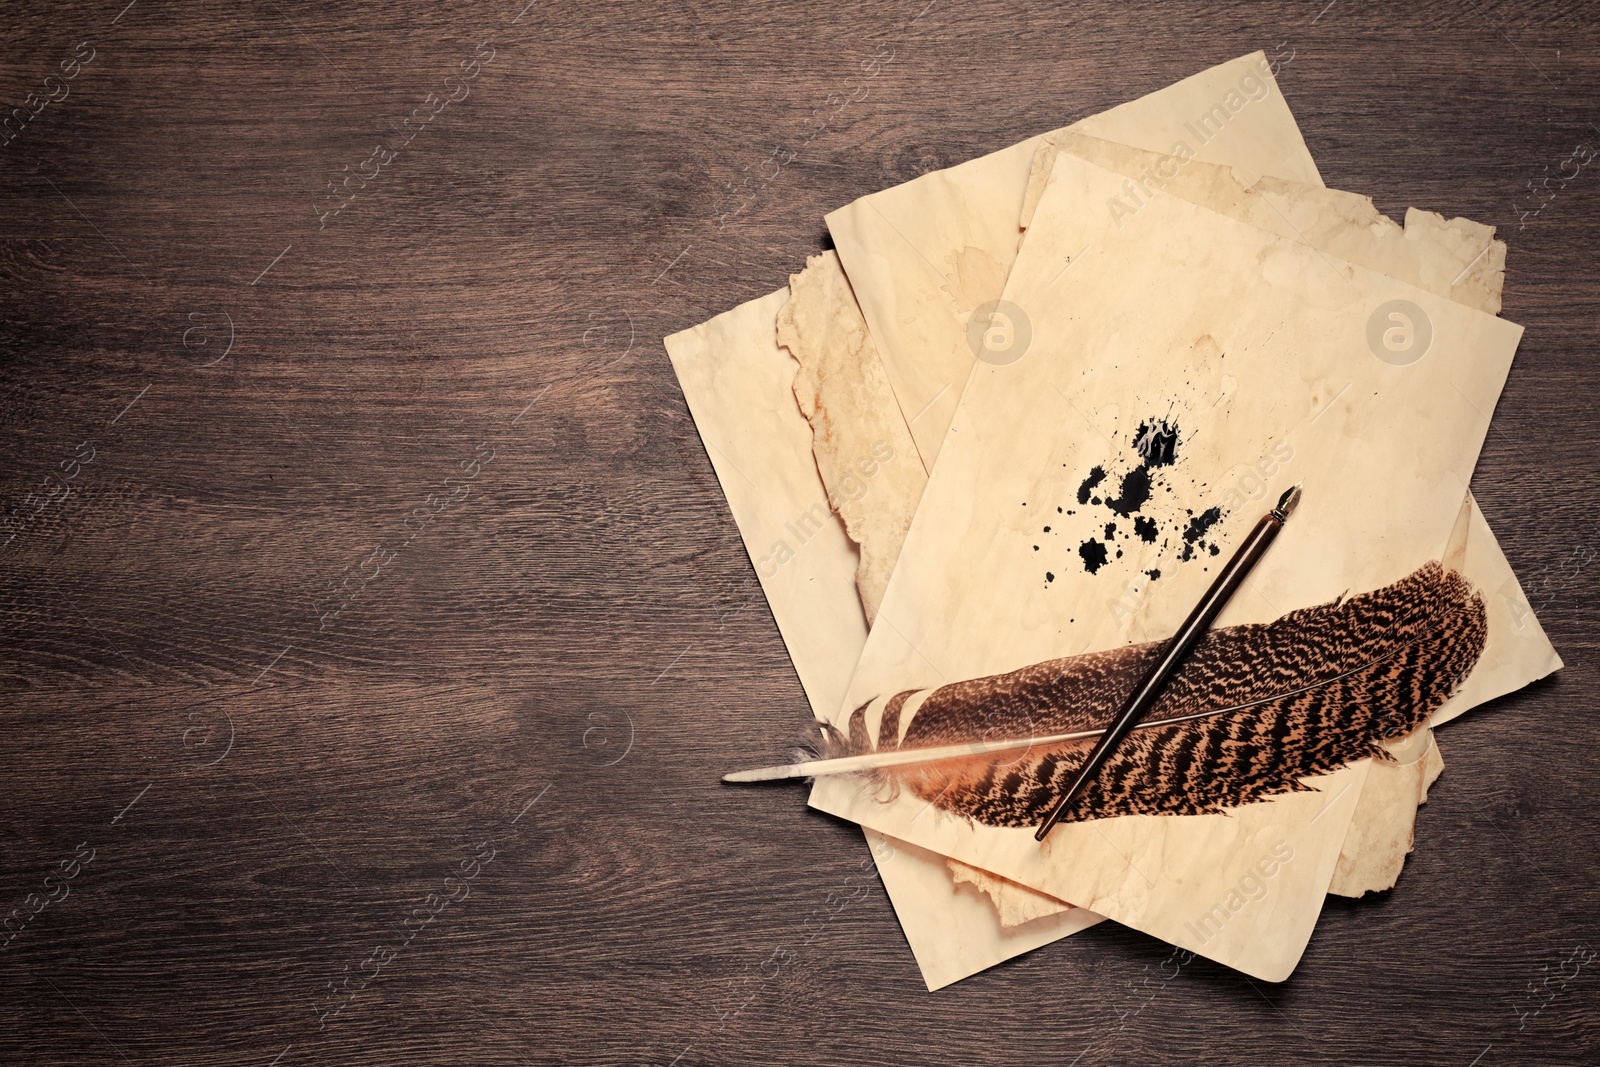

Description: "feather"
820 562 1486 827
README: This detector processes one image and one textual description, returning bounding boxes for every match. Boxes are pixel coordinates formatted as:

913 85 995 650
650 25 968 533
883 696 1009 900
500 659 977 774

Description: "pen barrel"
1034 510 1285 841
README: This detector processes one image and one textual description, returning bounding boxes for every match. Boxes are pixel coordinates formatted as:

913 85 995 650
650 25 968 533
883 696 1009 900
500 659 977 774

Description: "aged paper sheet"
827 51 1319 470
1013 135 1559 894
664 292 1103 991
665 289 868 720
811 151 1524 981
777 251 928 624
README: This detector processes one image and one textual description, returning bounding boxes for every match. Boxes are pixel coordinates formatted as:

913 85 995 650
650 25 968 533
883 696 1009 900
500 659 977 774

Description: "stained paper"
810 150 1525 981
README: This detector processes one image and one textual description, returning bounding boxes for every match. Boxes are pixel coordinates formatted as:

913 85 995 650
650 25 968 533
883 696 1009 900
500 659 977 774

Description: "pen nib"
1273 485 1302 522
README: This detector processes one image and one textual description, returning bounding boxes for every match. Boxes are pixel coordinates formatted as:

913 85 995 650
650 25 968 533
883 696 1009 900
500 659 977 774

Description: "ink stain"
1104 465 1152 517
1179 506 1223 561
1133 418 1180 466
1077 466 1107 504
1040 414 1223 584
1046 572 1055 582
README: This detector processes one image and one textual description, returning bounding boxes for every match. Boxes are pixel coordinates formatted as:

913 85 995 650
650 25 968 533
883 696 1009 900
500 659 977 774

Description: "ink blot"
1104 465 1152 517
1133 418 1180 466
1047 415 1224 579
1077 466 1106 505
1179 506 1223 561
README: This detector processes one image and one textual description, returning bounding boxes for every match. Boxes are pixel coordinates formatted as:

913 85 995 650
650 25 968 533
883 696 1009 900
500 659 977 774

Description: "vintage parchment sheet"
810 151 1525 981
825 131 1557 929
664 293 1102 991
1009 135 1561 891
664 289 868 720
826 51 1321 471
776 250 928 625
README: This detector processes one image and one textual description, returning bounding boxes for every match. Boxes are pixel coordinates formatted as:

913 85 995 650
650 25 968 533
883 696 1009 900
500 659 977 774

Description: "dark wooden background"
2 1 1596 1063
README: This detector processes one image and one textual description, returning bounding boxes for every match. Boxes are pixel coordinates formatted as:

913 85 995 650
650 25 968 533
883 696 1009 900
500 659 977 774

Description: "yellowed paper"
810 65 1440 981
664 290 867 719
777 251 928 624
827 51 1319 470
664 291 1103 991
873 830 1100 989
948 858 1075 927
1329 729 1441 897
811 151 1523 981
808 60 1333 985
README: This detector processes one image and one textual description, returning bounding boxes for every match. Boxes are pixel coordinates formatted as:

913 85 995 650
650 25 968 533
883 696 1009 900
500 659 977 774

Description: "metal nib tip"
1273 485 1302 522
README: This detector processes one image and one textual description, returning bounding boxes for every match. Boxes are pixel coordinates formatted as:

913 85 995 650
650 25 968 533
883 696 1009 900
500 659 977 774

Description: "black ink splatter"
1179 506 1223 561
1046 572 1055 582
1133 418 1180 467
1104 465 1152 517
1077 466 1106 504
1037 415 1229 585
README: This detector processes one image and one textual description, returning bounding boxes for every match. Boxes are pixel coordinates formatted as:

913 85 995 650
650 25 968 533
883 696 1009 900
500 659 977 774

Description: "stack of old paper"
666 52 1560 989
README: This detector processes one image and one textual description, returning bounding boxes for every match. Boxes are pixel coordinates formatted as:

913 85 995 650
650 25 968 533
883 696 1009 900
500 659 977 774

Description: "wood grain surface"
2 1 1597 1064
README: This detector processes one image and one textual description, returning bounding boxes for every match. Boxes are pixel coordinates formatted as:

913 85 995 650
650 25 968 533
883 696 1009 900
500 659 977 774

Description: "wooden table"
3 2 1596 1063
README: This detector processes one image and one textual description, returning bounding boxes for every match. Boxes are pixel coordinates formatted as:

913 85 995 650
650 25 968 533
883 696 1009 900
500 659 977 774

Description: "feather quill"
817 562 1486 827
